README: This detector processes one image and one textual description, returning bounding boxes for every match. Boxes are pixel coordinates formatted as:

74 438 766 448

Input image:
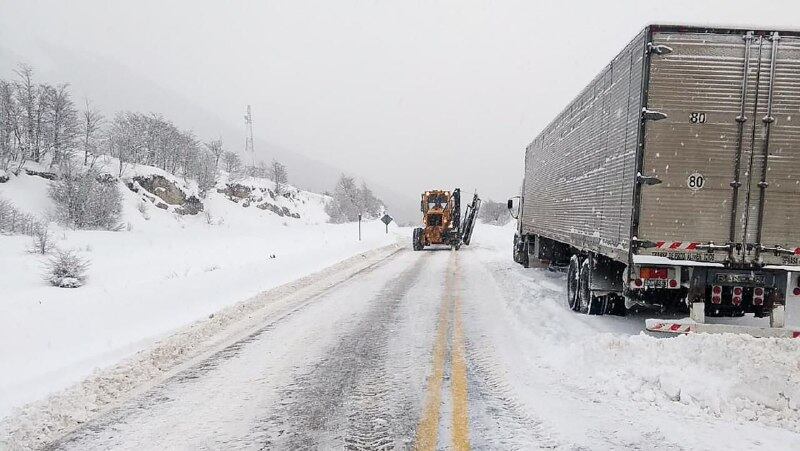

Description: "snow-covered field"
0 166 401 419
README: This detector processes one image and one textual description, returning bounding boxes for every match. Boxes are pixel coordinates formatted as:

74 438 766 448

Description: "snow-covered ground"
463 224 800 448
0 165 401 419
4 216 800 449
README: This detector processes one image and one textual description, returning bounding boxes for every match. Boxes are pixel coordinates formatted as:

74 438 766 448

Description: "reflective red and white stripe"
655 241 701 251
648 322 693 334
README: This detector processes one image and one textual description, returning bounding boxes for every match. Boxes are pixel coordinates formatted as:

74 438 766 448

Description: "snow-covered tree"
45 83 79 168
268 159 288 193
49 164 122 230
222 151 242 174
478 199 510 225
325 174 383 223
194 150 218 197
205 138 224 168
81 99 104 167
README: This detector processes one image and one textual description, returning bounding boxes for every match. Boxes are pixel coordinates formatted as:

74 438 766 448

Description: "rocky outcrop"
133 175 187 205
256 201 300 218
176 196 203 215
218 183 301 218
126 174 203 215
24 169 58 180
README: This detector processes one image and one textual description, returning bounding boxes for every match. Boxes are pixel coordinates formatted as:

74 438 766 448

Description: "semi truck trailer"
509 25 800 329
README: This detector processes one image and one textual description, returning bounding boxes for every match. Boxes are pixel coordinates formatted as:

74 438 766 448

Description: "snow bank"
559 332 800 429
0 166 404 419
469 224 800 435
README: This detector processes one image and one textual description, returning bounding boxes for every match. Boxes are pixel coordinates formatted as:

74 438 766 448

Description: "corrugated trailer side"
637 26 800 269
513 25 798 327
520 29 646 263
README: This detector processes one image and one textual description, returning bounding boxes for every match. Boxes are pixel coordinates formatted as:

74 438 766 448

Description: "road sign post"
381 213 393 234
358 214 362 241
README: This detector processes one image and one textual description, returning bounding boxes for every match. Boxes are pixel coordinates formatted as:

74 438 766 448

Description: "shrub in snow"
194 153 218 197
0 197 43 235
49 165 122 230
29 223 55 254
45 249 90 288
478 200 511 225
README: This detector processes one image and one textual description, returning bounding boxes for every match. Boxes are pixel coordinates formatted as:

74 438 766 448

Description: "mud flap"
460 192 481 246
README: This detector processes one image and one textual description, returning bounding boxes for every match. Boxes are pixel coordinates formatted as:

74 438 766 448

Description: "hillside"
0 159 402 418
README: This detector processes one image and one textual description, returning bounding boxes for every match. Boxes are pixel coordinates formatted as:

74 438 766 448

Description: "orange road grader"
413 188 481 251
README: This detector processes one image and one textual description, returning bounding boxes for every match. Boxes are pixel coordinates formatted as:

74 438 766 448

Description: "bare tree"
221 151 242 174
13 64 47 163
81 99 104 167
194 150 218 196
30 223 55 254
0 80 19 171
46 83 79 168
205 138 224 168
268 159 288 193
478 199 511 225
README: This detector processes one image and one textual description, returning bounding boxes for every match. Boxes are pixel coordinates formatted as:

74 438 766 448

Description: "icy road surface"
18 227 800 449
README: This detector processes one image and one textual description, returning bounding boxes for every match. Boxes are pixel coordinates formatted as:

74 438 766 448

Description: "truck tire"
413 228 424 251
579 259 604 315
567 255 581 311
521 241 530 268
513 235 520 263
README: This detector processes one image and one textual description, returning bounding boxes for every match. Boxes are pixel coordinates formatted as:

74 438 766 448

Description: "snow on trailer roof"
647 23 800 36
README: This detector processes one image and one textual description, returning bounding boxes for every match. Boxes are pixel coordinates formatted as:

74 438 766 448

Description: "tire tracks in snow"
252 252 428 449
464 254 687 450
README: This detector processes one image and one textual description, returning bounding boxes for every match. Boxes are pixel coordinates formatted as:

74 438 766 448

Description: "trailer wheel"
412 228 424 251
579 259 604 315
567 255 581 311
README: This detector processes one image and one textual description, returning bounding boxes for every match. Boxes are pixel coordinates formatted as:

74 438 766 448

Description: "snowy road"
26 228 800 450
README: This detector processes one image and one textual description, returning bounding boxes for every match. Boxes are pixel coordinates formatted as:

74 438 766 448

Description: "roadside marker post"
381 213 393 234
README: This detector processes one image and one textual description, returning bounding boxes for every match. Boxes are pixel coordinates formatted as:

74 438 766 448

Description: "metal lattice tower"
244 105 255 166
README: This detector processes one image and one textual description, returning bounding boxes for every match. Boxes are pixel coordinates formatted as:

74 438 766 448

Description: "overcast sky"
2 0 799 206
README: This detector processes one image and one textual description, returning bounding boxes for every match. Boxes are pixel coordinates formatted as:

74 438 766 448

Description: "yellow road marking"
414 252 470 451
451 256 470 450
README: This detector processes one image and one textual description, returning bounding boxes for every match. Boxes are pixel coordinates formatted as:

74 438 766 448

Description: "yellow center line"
451 255 470 450
414 252 470 451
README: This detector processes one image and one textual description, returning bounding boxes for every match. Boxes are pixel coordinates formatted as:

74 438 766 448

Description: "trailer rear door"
637 28 800 267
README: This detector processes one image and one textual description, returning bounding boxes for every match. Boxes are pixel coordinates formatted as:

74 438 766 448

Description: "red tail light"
668 279 679 288
640 267 668 279
733 287 743 296
754 287 764 297
793 287 800 296
712 285 722 295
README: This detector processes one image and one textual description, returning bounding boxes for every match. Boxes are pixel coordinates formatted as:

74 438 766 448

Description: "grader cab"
413 188 480 251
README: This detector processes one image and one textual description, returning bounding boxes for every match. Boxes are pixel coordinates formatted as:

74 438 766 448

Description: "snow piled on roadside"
470 224 800 434
561 333 800 430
